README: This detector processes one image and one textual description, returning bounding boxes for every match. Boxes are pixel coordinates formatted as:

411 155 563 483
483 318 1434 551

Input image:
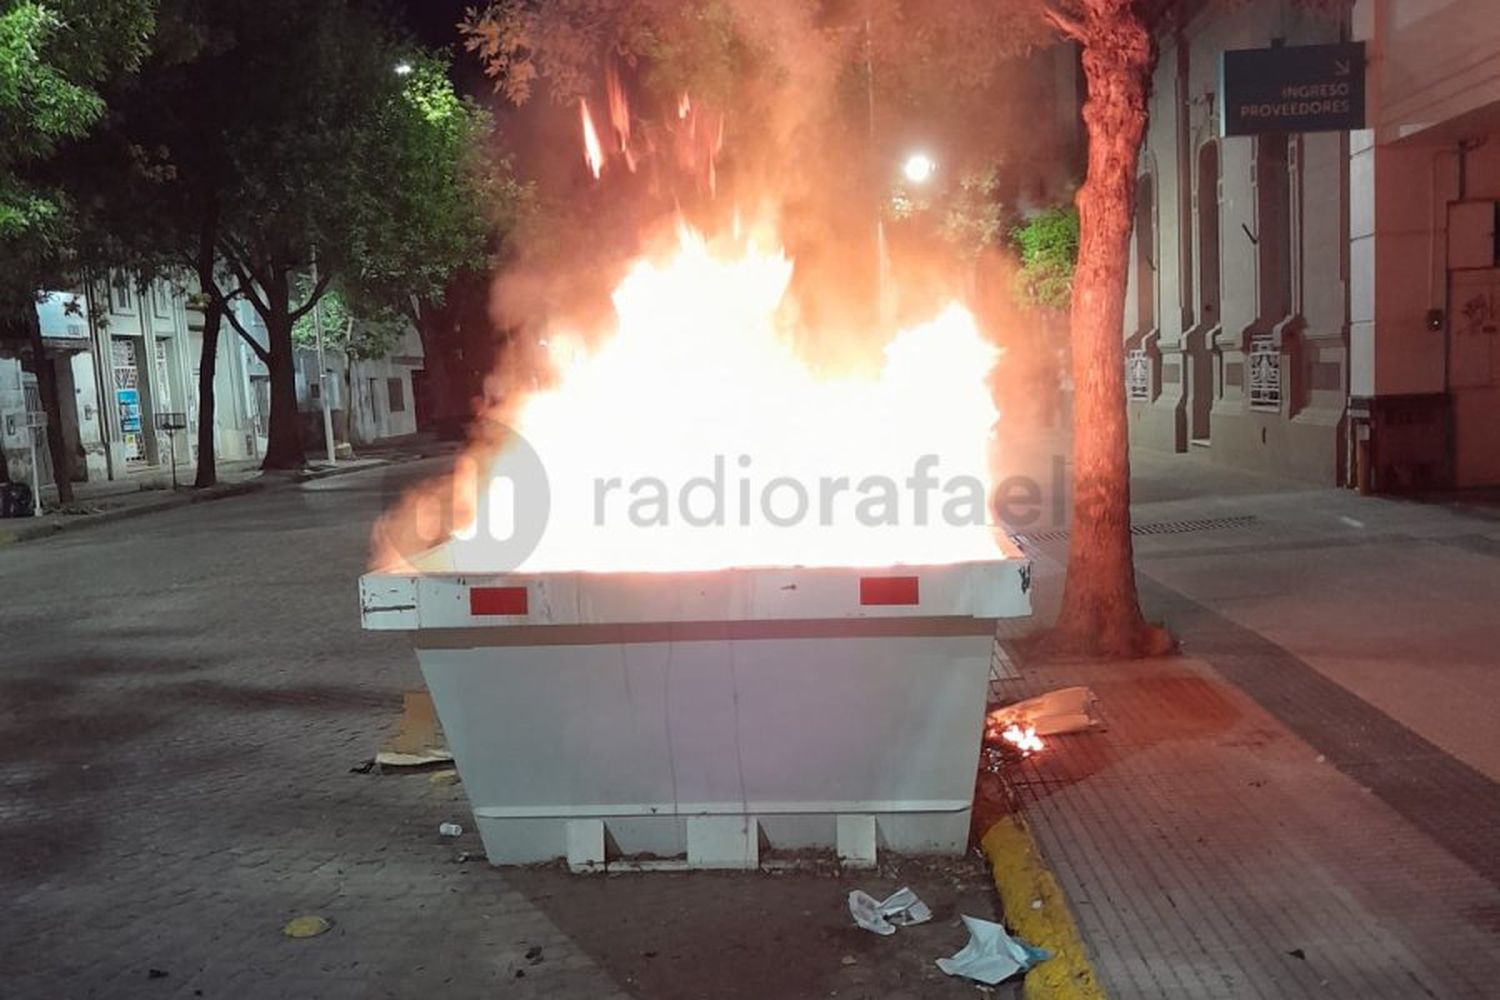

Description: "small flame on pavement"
1000 724 1044 756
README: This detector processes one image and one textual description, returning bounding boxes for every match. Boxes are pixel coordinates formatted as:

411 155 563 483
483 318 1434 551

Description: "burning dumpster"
363 221 1034 867
360 549 1029 868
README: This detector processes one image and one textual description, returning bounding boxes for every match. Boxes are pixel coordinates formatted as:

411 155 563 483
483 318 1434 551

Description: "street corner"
980 815 1104 1000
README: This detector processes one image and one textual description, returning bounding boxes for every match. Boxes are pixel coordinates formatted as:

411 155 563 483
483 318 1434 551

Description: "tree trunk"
414 306 460 435
260 272 306 470
345 350 360 448
194 301 222 488
193 225 223 489
1046 3 1171 658
24 308 75 505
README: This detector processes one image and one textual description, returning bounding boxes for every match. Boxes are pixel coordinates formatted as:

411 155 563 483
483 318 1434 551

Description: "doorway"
1448 268 1500 486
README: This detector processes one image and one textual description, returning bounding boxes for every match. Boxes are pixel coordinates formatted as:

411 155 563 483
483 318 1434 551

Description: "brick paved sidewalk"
994 648 1500 999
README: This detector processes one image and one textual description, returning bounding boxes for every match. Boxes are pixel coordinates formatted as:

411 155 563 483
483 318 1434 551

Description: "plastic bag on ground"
848 887 933 936
935 915 1051 984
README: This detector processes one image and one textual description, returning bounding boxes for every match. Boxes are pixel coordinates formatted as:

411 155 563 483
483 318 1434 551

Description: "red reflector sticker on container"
859 576 920 606
470 586 529 616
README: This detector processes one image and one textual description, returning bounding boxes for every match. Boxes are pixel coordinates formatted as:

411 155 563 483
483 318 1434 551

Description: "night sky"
398 0 471 50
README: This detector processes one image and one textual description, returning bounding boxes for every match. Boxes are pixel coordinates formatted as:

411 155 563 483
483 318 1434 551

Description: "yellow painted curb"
980 815 1106 1000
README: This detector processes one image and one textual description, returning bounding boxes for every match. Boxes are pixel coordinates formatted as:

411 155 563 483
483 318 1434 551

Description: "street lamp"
394 61 414 76
902 152 937 185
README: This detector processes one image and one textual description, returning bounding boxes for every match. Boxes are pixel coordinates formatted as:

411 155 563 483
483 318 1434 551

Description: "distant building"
1123 0 1500 490
294 317 424 452
0 274 247 489
1 270 422 497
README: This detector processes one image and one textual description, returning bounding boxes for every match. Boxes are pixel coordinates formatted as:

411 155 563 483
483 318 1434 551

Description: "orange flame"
605 65 636 172
678 92 691 119
1000 724 1045 755
444 220 1004 575
579 98 605 179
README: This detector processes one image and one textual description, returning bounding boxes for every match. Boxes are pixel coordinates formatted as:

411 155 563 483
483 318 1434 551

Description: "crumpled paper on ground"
848 887 933 936
987 686 1098 737
935 915 1051 985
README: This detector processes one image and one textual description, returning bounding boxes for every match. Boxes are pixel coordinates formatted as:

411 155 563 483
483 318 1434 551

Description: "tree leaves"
0 0 154 279
1011 204 1079 312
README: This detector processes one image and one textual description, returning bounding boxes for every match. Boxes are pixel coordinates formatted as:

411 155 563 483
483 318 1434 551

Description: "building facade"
292 319 425 453
1 271 423 498
0 276 237 489
1124 0 1500 490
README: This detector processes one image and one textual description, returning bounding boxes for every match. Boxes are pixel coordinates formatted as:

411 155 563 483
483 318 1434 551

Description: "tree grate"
1012 514 1258 547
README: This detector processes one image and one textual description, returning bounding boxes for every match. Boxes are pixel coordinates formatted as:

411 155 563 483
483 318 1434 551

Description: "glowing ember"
446 221 1005 574
579 98 605 178
605 66 636 171
1000 724 1045 755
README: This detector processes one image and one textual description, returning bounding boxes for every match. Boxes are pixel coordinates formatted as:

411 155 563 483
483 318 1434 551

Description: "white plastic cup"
438 822 463 837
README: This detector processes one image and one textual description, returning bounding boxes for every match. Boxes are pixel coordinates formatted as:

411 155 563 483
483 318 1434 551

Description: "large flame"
441 221 1006 575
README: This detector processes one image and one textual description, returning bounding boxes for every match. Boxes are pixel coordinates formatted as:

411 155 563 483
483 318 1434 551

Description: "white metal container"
360 543 1031 868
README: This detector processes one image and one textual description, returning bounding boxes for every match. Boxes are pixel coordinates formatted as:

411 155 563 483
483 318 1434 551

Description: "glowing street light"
902 152 936 185
394 61 414 76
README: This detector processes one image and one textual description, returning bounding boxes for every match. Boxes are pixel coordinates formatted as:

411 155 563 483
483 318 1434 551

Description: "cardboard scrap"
988 686 1098 737
376 691 452 767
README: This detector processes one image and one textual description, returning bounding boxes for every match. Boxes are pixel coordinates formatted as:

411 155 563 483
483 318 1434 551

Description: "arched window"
1135 173 1158 335
1197 141 1221 326
1255 134 1293 322
1191 140 1221 435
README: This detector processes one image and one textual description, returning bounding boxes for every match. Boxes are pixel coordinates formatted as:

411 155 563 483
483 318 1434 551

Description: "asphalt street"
0 458 1004 1000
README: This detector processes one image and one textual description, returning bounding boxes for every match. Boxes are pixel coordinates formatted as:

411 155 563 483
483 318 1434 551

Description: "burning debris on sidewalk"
982 686 1099 771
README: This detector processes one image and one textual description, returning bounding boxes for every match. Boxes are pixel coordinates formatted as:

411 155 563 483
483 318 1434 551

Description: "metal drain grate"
1012 514 1257 547
1132 514 1258 536
1015 527 1070 544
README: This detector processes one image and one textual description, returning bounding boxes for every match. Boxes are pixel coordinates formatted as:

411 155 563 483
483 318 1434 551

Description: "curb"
980 814 1106 1000
0 480 267 546
0 453 429 547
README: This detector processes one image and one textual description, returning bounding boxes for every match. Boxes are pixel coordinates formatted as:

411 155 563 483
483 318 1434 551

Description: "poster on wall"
117 388 142 433
112 338 146 462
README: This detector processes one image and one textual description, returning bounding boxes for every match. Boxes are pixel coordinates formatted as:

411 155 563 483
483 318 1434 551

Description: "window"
1248 336 1281 409
1196 141 1221 326
151 282 172 319
1135 173 1157 334
110 272 134 313
1127 349 1151 402
154 340 172 408
388 378 406 413
1254 135 1293 321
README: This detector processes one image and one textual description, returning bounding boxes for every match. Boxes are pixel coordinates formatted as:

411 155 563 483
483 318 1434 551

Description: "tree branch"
221 303 272 365
218 247 272 318
288 268 333 323
219 238 274 315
